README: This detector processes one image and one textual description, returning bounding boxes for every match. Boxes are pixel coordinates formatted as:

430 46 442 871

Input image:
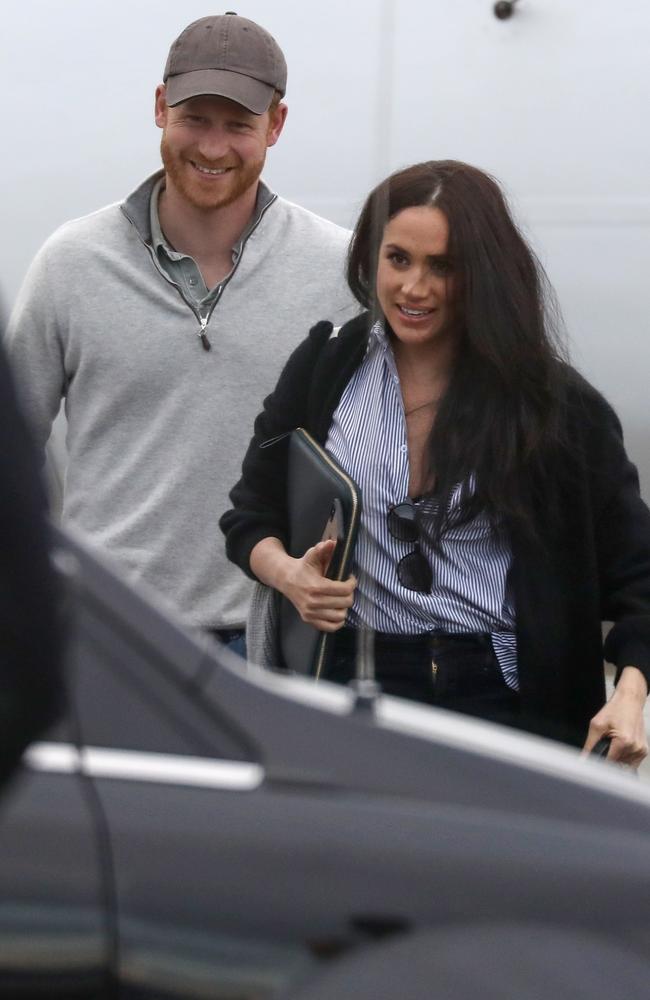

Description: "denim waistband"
212 627 245 642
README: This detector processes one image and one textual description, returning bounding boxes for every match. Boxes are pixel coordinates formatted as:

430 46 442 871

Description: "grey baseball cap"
163 13 287 114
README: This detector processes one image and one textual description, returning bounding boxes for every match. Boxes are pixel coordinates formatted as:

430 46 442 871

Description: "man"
5 13 356 652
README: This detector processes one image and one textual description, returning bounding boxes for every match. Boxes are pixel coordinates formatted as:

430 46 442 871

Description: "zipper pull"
259 431 291 449
198 317 211 351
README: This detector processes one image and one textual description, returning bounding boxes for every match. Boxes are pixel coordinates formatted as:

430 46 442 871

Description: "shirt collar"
370 317 389 347
369 317 401 380
150 177 170 255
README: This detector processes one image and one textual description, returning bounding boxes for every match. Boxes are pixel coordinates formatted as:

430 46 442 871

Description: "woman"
221 160 650 762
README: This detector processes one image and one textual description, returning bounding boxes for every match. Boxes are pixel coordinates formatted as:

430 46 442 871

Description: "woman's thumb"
306 538 336 572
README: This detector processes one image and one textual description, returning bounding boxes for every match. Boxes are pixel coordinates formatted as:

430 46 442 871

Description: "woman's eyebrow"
383 242 450 260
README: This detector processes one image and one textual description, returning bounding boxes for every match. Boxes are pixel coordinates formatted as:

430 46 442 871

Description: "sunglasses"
387 501 433 593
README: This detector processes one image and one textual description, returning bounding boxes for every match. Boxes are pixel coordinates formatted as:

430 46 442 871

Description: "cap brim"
165 69 275 114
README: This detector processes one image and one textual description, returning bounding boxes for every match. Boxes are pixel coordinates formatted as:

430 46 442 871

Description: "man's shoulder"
37 201 126 258
270 195 351 244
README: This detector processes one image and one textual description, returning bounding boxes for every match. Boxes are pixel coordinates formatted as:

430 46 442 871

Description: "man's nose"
197 126 229 161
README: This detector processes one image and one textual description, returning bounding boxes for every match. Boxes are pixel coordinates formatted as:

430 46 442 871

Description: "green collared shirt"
149 177 275 308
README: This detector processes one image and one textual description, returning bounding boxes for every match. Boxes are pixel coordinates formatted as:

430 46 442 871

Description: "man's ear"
154 84 168 129
266 102 288 148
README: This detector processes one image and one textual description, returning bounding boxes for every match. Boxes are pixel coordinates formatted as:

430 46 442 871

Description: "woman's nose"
402 269 430 298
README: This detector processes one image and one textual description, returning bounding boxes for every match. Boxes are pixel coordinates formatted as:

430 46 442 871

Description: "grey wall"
2 0 649 494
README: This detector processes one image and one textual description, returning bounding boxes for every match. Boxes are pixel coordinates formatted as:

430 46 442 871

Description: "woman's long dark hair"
347 160 569 543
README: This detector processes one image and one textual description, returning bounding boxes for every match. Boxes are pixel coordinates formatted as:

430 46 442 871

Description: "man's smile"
190 161 233 176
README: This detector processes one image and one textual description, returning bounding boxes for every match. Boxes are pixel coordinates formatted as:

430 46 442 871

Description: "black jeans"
326 627 520 729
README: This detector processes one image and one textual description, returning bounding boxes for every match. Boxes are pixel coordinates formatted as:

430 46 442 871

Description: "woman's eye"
431 259 452 275
388 252 408 266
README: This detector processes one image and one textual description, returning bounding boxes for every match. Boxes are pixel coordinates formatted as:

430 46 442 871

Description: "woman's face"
376 205 459 352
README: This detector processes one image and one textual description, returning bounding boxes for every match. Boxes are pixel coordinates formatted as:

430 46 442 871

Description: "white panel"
2 0 649 494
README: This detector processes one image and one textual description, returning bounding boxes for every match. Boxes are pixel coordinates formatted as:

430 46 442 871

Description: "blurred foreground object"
2 527 650 994
0 341 63 789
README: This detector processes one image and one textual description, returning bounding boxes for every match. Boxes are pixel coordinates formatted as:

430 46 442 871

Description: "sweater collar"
120 170 277 247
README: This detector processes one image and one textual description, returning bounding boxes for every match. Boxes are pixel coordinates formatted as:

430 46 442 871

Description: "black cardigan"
221 313 650 746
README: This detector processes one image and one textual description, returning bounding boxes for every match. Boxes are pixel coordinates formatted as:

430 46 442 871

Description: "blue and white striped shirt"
325 321 518 690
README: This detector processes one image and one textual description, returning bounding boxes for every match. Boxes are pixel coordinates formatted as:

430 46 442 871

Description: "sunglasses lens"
387 503 419 542
397 551 433 593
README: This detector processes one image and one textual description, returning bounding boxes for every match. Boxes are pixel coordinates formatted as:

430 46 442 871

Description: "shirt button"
400 445 407 453
189 277 197 286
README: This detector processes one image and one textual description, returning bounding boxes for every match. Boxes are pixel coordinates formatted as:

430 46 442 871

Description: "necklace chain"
405 398 438 417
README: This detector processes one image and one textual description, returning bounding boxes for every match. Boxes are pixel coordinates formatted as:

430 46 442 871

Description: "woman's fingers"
306 614 350 632
298 585 355 626
303 586 355 608
583 676 648 769
584 720 647 765
607 732 648 766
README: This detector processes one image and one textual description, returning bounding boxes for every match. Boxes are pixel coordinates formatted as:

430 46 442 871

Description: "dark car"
2 528 650 999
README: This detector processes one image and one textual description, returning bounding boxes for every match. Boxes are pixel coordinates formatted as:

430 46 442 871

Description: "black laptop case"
279 428 361 677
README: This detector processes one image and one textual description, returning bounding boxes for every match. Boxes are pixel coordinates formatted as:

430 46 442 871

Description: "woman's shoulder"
307 311 371 345
274 312 370 402
558 363 622 435
301 312 371 375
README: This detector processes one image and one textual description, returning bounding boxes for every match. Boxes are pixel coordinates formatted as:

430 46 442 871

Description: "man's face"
155 90 286 211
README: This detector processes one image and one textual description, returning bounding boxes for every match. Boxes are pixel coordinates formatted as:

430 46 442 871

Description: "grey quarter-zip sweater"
5 171 358 630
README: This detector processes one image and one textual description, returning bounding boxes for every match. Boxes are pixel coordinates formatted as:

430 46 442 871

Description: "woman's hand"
250 536 357 632
582 666 648 768
280 539 357 631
